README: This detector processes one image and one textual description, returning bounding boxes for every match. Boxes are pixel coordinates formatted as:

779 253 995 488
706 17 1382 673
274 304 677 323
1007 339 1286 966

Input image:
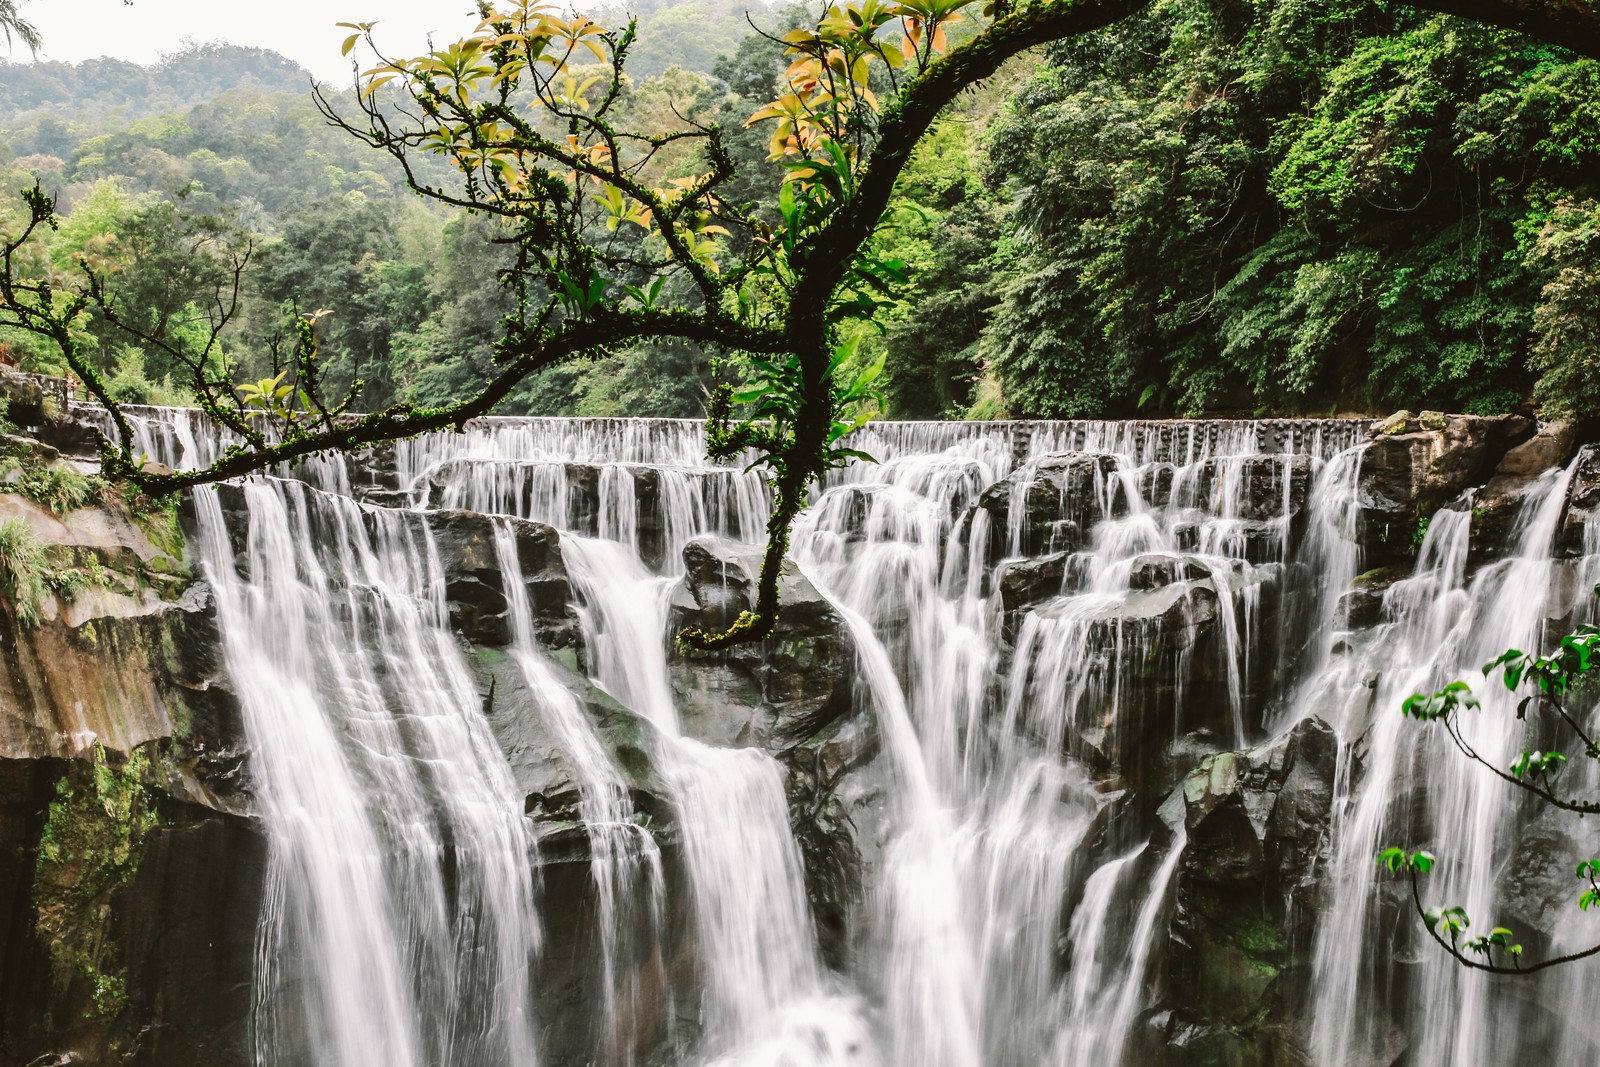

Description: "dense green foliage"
0 44 306 122
4 7 1600 425
593 0 777 78
893 0 1600 419
0 42 760 415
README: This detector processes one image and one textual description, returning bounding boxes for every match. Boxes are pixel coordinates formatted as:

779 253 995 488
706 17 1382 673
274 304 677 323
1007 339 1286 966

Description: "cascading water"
409 427 865 1064
1307 461 1588 1067
191 477 540 1067
789 418 1366 1065
93 401 1600 1067
493 523 666 1055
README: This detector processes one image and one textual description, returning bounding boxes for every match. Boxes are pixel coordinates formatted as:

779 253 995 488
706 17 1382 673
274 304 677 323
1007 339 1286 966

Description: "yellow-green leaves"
238 371 299 422
749 0 980 166
336 20 376 58
551 71 604 111
595 183 651 231
747 93 820 159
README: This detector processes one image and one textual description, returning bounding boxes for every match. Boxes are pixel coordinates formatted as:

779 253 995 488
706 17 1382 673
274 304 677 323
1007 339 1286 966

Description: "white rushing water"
104 403 1600 1066
1307 461 1588 1067
192 478 540 1067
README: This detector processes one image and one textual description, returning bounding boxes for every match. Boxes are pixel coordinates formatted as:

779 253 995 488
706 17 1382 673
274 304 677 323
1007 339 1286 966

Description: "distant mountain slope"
0 42 311 122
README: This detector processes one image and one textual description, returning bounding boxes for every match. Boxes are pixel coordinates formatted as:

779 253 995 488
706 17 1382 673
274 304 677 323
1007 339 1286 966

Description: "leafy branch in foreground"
1379 587 1600 973
0 0 1145 648
3 0 1595 647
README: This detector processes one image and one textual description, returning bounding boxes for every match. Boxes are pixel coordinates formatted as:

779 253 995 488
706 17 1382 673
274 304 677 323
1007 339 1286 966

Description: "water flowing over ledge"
6 402 1598 1067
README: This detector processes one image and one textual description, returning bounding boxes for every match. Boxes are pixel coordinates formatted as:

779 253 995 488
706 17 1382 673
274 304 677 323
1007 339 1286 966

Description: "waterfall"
790 419 1363 1065
493 523 666 1053
561 534 870 1063
1309 462 1582 1067
192 478 540 1067
91 405 1600 1066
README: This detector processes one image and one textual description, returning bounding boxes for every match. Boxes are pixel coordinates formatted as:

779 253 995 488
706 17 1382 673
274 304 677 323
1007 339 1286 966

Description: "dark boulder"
667 537 856 753
1485 420 1581 498
1466 423 1584 568
1356 412 1534 565
1335 567 1406 632
1185 454 1313 523
976 452 1123 558
997 551 1080 611
1128 553 1210 591
426 509 578 653
1558 445 1600 560
1145 715 1338 1067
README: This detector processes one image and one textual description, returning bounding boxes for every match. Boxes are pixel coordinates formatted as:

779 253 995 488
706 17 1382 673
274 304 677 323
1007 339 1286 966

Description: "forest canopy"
2 9 1598 425
1 0 1598 651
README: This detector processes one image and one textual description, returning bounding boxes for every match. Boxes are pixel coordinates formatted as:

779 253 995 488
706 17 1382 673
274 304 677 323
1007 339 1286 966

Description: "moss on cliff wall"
33 743 158 1022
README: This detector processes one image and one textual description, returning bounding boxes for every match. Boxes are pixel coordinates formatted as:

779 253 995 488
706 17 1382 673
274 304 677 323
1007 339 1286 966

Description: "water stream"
95 405 1600 1065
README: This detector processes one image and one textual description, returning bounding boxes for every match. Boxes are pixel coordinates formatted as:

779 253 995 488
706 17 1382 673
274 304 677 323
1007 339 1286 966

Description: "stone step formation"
2 380 1597 1066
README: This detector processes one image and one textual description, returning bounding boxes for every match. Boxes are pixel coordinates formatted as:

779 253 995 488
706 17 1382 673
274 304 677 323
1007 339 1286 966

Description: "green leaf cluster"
967 0 1600 418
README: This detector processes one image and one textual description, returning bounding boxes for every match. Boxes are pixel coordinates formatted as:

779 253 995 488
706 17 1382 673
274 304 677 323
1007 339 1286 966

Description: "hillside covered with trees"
1 2 1597 424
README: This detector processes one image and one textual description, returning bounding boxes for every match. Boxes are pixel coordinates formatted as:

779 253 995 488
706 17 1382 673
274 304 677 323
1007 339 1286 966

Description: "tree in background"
956 0 1600 419
2 0 1154 649
2 0 1599 649
0 0 38 57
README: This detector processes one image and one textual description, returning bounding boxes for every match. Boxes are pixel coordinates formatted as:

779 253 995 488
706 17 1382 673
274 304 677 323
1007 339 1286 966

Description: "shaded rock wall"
1139 717 1338 1067
0 485 258 1067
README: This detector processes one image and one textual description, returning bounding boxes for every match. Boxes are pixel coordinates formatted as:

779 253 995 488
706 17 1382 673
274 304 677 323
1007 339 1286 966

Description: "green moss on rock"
34 742 159 1021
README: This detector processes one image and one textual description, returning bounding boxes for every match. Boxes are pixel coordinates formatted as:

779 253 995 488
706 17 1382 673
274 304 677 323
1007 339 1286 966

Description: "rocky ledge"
0 480 258 1067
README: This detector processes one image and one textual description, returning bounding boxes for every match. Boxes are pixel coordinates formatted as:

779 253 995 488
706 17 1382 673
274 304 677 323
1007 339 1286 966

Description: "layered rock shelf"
3 388 1596 1066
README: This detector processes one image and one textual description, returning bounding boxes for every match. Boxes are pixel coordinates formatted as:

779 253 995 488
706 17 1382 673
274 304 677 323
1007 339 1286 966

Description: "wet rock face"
426 509 578 654
1146 715 1338 1066
1003 554 1285 802
532 848 700 1067
0 485 262 1067
976 452 1123 558
1356 413 1535 563
1 760 265 1067
785 712 880 972
469 645 674 845
1559 445 1600 559
1186 454 1313 523
667 537 856 752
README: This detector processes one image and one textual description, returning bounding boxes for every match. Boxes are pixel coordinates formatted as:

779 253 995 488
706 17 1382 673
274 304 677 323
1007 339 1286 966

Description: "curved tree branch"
116 306 785 492
1402 0 1600 59
787 0 1156 329
1409 869 1600 975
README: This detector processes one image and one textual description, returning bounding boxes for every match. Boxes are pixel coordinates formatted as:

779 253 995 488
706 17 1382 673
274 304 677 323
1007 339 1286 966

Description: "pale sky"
16 0 488 83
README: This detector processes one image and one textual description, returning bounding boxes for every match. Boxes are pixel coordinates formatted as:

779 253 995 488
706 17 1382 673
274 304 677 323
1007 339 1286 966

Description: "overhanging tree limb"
1402 0 1600 59
6 0 1599 649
